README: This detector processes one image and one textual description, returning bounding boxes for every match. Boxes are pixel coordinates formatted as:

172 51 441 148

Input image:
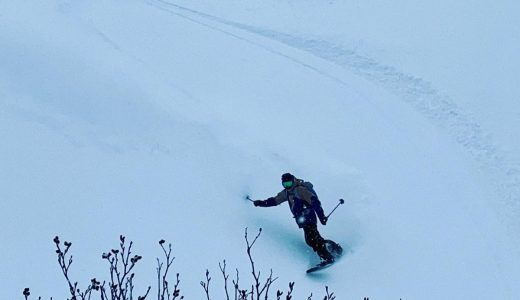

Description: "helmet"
281 173 295 189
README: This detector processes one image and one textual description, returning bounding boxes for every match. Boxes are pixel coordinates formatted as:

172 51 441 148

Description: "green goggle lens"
282 181 293 188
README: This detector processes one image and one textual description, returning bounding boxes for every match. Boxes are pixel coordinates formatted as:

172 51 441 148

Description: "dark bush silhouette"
23 228 365 300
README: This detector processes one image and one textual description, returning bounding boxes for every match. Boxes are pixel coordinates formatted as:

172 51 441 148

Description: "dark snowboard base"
306 240 343 274
306 260 335 273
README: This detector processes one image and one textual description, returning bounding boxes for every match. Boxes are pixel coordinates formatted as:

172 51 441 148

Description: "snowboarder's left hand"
320 216 328 225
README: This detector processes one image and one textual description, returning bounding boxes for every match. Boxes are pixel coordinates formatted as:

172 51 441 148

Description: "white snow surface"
1 1 519 299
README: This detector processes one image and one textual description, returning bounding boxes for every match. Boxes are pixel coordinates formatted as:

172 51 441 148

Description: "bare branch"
157 240 182 300
219 260 230 300
323 286 336 300
200 269 211 300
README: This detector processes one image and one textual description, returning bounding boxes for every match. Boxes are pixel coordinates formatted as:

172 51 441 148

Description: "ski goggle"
282 181 294 188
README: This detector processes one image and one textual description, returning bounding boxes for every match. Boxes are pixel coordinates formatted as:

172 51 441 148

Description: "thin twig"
200 269 211 300
219 260 230 300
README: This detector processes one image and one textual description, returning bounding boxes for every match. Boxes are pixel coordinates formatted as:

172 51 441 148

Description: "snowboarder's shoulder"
294 184 313 196
273 190 288 202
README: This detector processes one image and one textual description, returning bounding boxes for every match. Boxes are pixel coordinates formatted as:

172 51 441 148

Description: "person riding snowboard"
251 173 335 264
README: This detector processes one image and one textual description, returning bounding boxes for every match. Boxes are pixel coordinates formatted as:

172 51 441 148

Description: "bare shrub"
24 229 345 300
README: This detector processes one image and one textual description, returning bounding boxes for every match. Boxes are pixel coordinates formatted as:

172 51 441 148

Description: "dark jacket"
256 179 326 227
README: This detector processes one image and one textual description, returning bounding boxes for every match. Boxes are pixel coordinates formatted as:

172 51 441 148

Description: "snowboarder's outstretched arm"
253 192 287 207
253 197 277 207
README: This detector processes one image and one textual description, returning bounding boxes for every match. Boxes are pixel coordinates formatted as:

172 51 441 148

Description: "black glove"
253 200 263 207
320 216 328 225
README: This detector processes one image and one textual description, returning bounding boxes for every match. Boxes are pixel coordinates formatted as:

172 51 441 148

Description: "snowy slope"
1 1 519 299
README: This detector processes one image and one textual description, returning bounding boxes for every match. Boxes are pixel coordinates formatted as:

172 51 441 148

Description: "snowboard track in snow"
146 1 352 89
150 0 520 235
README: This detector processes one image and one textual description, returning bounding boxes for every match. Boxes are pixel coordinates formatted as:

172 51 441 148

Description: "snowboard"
306 240 343 274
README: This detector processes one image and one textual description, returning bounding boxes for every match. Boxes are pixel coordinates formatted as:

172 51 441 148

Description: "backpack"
295 179 318 198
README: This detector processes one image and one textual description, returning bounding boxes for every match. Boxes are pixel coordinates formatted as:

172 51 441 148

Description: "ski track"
146 0 353 89
149 0 520 237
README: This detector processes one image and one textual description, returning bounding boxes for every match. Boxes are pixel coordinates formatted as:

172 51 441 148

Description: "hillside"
1 1 519 299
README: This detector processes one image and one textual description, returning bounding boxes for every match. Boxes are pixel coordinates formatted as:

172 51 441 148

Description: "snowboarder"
250 173 337 265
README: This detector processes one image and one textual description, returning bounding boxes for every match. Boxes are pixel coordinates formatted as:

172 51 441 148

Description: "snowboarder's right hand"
253 200 263 207
320 216 328 225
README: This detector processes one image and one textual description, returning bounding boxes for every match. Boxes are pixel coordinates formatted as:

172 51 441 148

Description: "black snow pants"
303 224 333 261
